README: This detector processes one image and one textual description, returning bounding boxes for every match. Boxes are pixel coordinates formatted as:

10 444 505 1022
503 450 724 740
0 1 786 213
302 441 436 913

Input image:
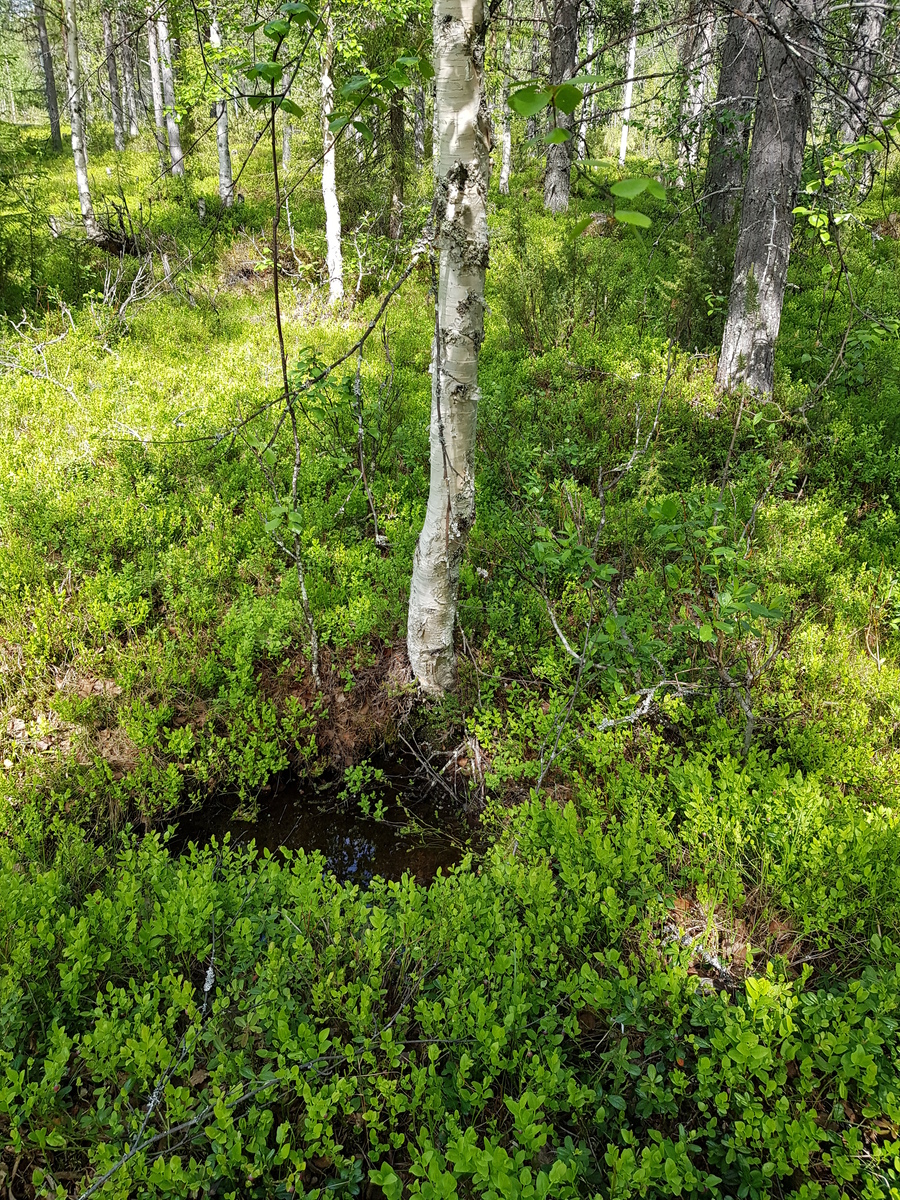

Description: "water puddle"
174 754 470 887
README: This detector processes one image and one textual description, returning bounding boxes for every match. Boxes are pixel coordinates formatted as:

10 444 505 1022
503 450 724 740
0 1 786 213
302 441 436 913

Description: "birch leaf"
614 209 652 227
544 127 571 144
553 83 583 115
509 85 551 118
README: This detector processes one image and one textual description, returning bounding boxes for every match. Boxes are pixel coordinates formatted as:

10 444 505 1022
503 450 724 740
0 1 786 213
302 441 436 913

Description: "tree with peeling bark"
118 13 140 138
841 0 888 144
320 13 344 304
407 0 490 696
63 0 101 239
498 0 512 194
34 0 62 150
147 10 169 171
676 0 715 175
156 5 184 176
544 0 579 212
716 0 821 397
209 3 234 206
702 5 759 229
618 0 639 166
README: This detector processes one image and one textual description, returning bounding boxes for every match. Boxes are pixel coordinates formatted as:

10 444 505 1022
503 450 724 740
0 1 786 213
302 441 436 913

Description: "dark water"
174 757 469 887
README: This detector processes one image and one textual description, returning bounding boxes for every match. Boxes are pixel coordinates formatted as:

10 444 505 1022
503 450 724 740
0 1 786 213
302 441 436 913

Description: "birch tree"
63 0 101 239
147 13 168 170
209 4 234 205
544 0 579 212
407 0 490 695
118 13 140 137
716 0 819 396
34 0 62 150
676 0 715 173
841 0 888 143
389 88 405 238
619 0 639 166
156 5 184 175
320 14 343 303
703 6 759 228
101 8 126 150
498 0 512 194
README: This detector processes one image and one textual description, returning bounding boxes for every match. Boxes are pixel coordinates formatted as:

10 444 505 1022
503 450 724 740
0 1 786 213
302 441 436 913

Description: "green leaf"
698 624 715 642
610 177 649 199
509 85 552 118
569 73 604 86
571 216 593 238
279 97 303 118
645 178 666 200
263 18 290 38
553 82 583 115
243 19 265 32
328 114 352 133
255 60 283 83
280 1 312 12
386 67 413 89
247 95 269 111
417 57 435 80
340 75 370 97
351 120 373 142
614 209 652 228
544 127 571 144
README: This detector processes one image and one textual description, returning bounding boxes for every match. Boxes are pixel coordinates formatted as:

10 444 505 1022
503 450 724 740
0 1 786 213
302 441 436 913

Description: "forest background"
1 0 900 1194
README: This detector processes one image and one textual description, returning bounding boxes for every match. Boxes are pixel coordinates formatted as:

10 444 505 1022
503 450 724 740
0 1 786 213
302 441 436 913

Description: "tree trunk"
63 0 100 239
156 8 184 175
101 9 126 150
703 6 759 228
282 120 292 167
35 1 62 151
677 0 715 173
716 0 819 396
619 0 640 166
209 7 233 205
841 0 887 143
118 13 140 137
544 0 579 212
499 0 512 194
147 14 169 171
389 89 406 238
321 16 343 303
407 0 490 696
413 86 426 166
526 0 542 141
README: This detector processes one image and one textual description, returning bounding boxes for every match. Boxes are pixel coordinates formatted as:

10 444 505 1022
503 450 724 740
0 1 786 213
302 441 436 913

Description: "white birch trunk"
63 0 100 240
156 8 184 175
407 0 490 696
841 0 887 143
320 16 343 304
678 3 715 170
147 13 168 169
619 0 640 166
209 7 233 205
413 87 426 166
101 9 126 150
282 120 292 167
499 0 512 194
118 13 140 137
526 0 542 141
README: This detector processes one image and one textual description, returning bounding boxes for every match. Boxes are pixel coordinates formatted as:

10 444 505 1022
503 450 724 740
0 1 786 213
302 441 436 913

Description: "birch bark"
320 16 343 303
209 6 234 205
147 14 169 170
677 0 715 172
35 0 62 151
63 0 100 239
703 6 759 228
841 0 887 142
525 0 542 141
413 86 426 166
101 9 126 150
389 89 406 238
716 0 820 396
407 0 490 695
544 0 579 212
118 14 140 137
499 0 512 194
156 7 184 175
619 0 640 166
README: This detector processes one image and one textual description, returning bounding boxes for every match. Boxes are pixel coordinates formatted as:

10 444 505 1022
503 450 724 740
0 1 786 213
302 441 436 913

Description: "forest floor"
2 122 900 1197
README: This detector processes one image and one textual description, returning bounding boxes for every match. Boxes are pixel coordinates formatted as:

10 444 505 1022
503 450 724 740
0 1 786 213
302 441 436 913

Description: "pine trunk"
101 9 126 150
156 8 184 175
703 7 759 228
35 1 62 151
118 14 140 137
147 15 169 170
321 17 343 304
63 0 100 239
407 0 490 696
716 0 819 396
209 7 233 205
544 0 579 212
842 0 887 143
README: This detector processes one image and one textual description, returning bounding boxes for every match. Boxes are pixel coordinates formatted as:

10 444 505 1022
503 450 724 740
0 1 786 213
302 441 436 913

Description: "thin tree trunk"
499 0 512 193
209 6 233 205
321 16 343 303
63 0 100 239
526 0 542 141
407 0 490 696
619 0 640 166
413 86 426 166
841 0 887 143
156 7 184 175
101 9 126 150
282 120 291 167
703 6 759 228
677 0 715 172
147 14 168 171
389 88 406 238
544 0 579 212
118 13 140 137
581 16 595 151
716 0 820 396
35 1 62 150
